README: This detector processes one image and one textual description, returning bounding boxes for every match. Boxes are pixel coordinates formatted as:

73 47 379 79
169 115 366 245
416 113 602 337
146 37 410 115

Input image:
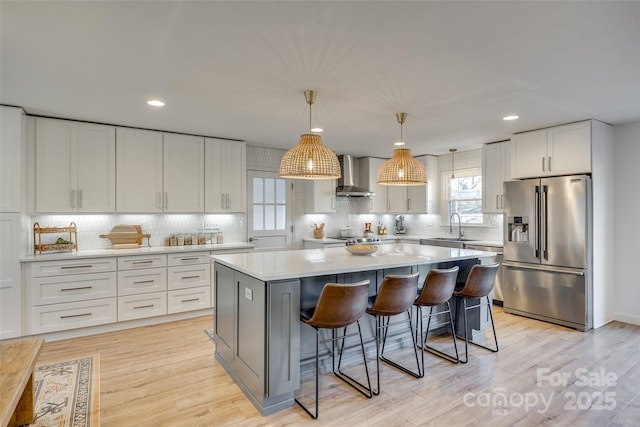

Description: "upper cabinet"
359 156 439 214
205 139 246 212
35 118 116 213
511 121 591 179
1 107 25 213
304 179 336 214
116 128 204 213
482 141 511 213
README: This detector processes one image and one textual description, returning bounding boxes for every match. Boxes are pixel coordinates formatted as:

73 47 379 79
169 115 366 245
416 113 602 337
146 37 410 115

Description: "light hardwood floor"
35 307 640 426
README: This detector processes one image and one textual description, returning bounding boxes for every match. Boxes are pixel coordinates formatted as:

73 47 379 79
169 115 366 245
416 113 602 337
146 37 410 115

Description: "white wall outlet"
244 287 253 301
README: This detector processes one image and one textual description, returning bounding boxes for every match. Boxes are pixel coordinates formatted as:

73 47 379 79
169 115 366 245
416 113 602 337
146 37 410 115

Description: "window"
441 167 483 225
252 176 287 231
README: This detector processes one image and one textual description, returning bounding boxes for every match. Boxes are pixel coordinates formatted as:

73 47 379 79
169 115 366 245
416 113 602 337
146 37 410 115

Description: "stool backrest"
306 280 370 329
457 263 500 298
369 273 420 316
415 266 459 306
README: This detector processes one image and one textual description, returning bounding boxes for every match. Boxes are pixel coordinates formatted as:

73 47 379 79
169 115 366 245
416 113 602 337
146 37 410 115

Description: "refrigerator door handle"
502 261 585 276
534 185 540 258
542 185 548 260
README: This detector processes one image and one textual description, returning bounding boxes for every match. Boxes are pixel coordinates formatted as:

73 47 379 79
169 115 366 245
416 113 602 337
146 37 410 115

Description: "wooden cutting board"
100 224 139 246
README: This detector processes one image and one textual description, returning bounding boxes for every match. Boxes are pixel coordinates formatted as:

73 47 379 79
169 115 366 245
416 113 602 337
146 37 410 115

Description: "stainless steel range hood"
336 155 373 197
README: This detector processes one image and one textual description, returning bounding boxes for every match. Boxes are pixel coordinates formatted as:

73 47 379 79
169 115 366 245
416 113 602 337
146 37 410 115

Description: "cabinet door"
76 123 116 212
163 133 204 212
214 263 236 361
387 186 407 212
304 179 336 213
482 143 503 213
547 121 591 175
360 157 387 213
205 139 225 212
511 129 547 179
0 213 21 339
35 118 76 213
116 128 163 212
0 107 24 213
224 142 246 212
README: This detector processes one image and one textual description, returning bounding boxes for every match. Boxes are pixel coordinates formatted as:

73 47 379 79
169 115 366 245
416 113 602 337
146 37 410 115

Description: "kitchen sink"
419 237 477 249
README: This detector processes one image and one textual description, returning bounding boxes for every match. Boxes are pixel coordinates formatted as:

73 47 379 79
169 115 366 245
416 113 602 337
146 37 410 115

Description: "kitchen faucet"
449 212 464 240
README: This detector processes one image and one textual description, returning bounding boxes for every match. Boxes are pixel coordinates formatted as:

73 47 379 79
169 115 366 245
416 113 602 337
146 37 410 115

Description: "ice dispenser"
508 216 529 242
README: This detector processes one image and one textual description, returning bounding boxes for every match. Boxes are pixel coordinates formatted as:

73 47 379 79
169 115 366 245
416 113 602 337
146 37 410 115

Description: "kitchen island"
211 244 495 415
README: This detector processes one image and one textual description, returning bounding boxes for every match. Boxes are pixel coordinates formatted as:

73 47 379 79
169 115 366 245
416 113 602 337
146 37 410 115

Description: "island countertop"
211 244 496 282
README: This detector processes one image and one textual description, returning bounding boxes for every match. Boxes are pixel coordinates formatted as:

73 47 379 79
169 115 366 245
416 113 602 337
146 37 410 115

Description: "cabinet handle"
331 197 335 210
500 194 504 210
61 312 91 319
164 192 168 209
133 260 153 265
226 194 230 209
182 275 200 280
157 192 162 209
407 198 410 211
180 257 200 261
134 304 154 310
61 286 93 292
61 265 92 269
496 194 500 210
548 156 552 172
71 189 76 208
133 280 155 284
221 194 226 209
541 157 545 172
78 189 83 208
181 298 199 303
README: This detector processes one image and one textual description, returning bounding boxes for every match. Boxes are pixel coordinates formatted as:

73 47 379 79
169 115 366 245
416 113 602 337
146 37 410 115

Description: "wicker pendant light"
279 90 341 180
377 113 427 186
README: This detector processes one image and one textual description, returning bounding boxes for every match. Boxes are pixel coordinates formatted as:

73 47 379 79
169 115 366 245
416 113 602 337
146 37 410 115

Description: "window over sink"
440 167 484 225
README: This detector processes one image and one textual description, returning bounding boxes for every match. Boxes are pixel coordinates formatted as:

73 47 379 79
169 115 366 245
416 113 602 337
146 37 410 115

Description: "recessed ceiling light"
311 127 323 133
147 99 165 107
503 115 519 121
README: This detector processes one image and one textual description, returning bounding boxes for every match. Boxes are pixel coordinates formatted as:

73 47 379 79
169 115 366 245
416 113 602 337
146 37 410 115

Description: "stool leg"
457 296 499 363
421 302 460 364
378 311 422 380
295 327 320 419
334 321 373 398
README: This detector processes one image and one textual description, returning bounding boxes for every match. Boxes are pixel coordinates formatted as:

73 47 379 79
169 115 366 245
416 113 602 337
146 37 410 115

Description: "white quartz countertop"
212 244 496 281
302 236 503 247
21 242 255 262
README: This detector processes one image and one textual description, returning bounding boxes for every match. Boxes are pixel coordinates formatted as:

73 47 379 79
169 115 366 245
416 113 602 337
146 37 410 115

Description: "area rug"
29 355 100 427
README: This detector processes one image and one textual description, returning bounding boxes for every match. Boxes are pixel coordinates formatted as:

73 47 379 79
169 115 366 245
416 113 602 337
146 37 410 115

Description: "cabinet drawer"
30 257 116 278
31 272 117 306
167 251 210 266
118 292 167 321
117 254 167 270
30 298 117 334
167 264 211 290
168 286 211 314
117 268 167 296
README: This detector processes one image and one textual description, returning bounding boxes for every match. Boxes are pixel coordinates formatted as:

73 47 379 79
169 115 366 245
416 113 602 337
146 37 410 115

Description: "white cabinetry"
205 139 246 212
304 179 336 213
482 141 511 213
511 121 591 179
167 252 211 314
0 213 22 339
35 118 116 213
407 155 439 214
116 254 167 321
27 258 118 334
116 128 204 213
1 107 25 213
360 157 388 213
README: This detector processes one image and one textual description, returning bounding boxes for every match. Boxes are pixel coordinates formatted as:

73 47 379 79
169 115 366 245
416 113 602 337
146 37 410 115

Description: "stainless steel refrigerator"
502 175 592 331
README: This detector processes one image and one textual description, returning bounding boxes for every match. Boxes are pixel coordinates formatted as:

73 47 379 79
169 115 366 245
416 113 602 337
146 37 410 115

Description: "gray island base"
212 244 496 415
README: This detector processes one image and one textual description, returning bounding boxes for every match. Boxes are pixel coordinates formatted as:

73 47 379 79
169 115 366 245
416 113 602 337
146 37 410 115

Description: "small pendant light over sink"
279 90 341 180
377 113 427 186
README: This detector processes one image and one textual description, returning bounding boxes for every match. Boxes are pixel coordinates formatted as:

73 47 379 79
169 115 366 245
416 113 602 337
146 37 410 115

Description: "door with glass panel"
247 171 293 251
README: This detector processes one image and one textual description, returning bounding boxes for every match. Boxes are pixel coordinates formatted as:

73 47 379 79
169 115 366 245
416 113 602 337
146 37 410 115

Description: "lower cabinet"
168 286 211 314
118 292 167 321
117 254 168 321
31 298 117 334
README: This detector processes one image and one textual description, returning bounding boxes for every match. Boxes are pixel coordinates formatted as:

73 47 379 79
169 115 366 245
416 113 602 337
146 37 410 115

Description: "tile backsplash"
29 213 246 251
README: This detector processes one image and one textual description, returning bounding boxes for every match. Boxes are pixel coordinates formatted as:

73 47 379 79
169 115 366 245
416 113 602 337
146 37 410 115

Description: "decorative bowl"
344 237 381 255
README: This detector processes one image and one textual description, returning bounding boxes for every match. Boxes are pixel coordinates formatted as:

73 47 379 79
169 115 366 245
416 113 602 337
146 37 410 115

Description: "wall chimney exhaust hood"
336 155 373 197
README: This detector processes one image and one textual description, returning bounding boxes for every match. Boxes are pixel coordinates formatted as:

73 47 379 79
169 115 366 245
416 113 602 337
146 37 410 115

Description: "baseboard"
613 312 640 327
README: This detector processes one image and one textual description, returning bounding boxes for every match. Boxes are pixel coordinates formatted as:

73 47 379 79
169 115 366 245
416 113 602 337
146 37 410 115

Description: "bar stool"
295 280 372 420
366 272 421 394
453 263 500 363
414 266 460 365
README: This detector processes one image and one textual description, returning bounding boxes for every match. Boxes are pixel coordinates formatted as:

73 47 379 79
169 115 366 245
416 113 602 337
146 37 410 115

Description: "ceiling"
1 1 639 158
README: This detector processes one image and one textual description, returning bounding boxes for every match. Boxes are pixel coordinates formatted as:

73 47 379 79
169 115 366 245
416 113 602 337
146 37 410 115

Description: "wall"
614 120 640 325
